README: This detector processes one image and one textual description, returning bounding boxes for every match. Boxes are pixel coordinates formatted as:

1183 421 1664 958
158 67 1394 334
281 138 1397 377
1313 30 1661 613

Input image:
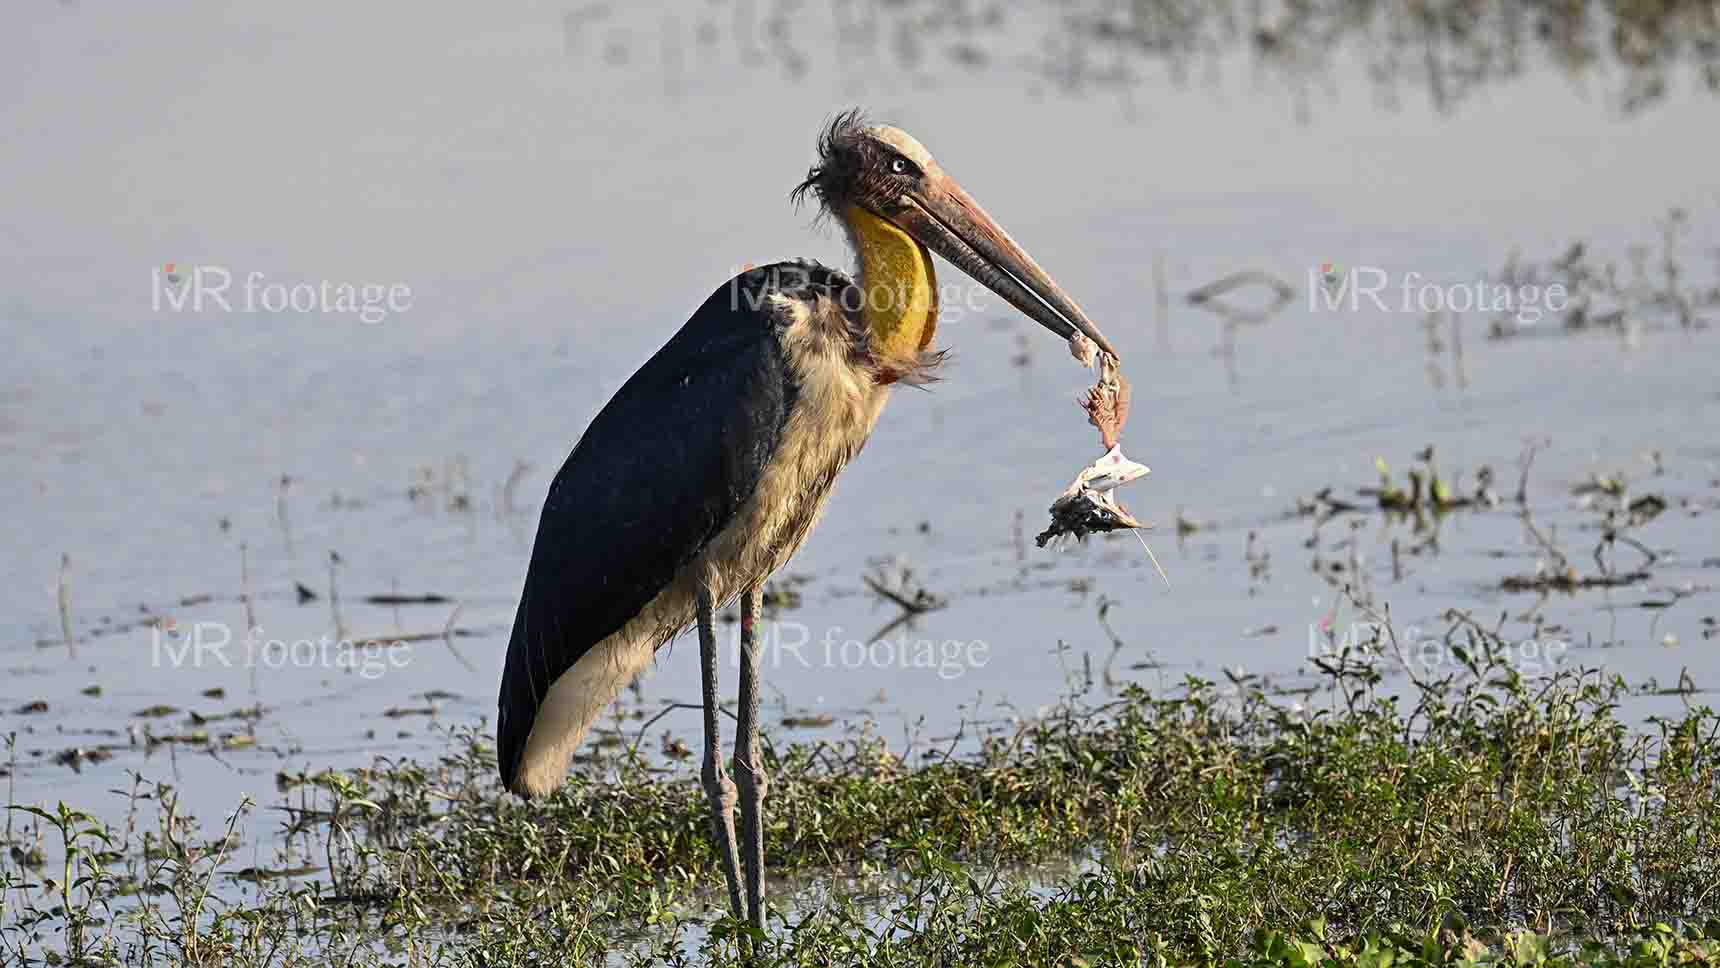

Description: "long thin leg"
696 590 744 920
734 585 770 933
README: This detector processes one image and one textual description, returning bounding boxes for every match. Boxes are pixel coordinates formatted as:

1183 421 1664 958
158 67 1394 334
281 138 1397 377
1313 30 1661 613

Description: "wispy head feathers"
790 108 874 215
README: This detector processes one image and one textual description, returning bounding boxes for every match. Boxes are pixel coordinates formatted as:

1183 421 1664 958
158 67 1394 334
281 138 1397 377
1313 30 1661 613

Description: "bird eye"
890 157 909 175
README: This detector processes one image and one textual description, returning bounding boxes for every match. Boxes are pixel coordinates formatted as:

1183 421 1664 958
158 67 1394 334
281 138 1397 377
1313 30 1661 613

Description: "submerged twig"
57 553 76 660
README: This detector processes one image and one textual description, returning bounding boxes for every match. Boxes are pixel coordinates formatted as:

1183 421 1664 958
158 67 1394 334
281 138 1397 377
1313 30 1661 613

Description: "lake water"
3 0 1717 833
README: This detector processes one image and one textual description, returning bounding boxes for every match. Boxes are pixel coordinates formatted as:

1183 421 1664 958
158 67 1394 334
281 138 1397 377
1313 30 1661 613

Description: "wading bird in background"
497 109 1119 931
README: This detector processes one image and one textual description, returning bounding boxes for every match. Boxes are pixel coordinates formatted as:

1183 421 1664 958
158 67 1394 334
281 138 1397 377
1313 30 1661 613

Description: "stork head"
792 109 1118 359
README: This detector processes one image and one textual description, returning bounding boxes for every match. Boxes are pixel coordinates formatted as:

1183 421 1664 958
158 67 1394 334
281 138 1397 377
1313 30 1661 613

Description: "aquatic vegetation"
4 631 1716 966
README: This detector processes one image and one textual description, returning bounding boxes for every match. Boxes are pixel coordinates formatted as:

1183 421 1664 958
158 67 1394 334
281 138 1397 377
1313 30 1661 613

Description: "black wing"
496 264 824 792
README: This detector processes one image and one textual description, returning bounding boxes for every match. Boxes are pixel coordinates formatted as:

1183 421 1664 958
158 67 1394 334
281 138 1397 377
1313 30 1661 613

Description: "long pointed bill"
892 176 1119 359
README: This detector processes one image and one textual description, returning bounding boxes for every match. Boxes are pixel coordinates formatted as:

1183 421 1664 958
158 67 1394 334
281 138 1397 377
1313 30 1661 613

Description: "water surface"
2 0 1717 832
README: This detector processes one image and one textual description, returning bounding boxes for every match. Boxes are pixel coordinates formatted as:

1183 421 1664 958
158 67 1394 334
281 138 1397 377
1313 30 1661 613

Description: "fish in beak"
789 113 1154 563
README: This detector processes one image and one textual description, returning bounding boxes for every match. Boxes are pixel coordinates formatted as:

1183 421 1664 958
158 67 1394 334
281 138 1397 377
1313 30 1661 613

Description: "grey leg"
696 590 745 920
734 585 770 933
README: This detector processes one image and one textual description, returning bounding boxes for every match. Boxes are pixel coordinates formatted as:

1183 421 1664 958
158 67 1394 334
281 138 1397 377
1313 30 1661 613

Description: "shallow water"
3 0 1718 841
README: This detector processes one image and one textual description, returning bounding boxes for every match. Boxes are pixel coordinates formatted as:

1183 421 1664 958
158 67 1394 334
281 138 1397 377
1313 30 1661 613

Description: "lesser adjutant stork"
497 109 1118 930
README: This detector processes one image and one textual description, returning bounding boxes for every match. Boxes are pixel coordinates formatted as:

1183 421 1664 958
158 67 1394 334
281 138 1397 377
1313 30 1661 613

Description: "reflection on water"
569 0 1720 115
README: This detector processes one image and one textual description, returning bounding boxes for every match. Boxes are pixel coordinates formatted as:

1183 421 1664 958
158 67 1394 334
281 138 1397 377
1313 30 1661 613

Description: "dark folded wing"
496 269 801 789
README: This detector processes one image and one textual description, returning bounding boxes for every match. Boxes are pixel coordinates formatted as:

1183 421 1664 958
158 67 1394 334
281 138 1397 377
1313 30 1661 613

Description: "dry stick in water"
58 553 76 660
1515 438 1547 506
862 573 946 644
501 459 531 517
328 551 347 644
1451 311 1468 390
241 542 260 694
441 603 477 674
239 542 258 634
276 474 294 557
861 574 940 615
3 733 19 856
1185 270 1295 384
1153 252 1170 352
1184 270 1295 316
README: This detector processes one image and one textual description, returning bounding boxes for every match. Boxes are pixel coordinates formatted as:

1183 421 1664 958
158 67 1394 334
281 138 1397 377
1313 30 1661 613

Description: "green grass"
4 619 1717 966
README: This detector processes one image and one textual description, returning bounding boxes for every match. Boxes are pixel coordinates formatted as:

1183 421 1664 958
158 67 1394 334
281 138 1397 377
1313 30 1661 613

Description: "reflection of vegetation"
569 0 1720 115
1489 209 1719 339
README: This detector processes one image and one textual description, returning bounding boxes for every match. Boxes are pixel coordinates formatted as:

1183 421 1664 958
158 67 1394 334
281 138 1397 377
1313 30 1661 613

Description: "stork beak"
890 175 1119 359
